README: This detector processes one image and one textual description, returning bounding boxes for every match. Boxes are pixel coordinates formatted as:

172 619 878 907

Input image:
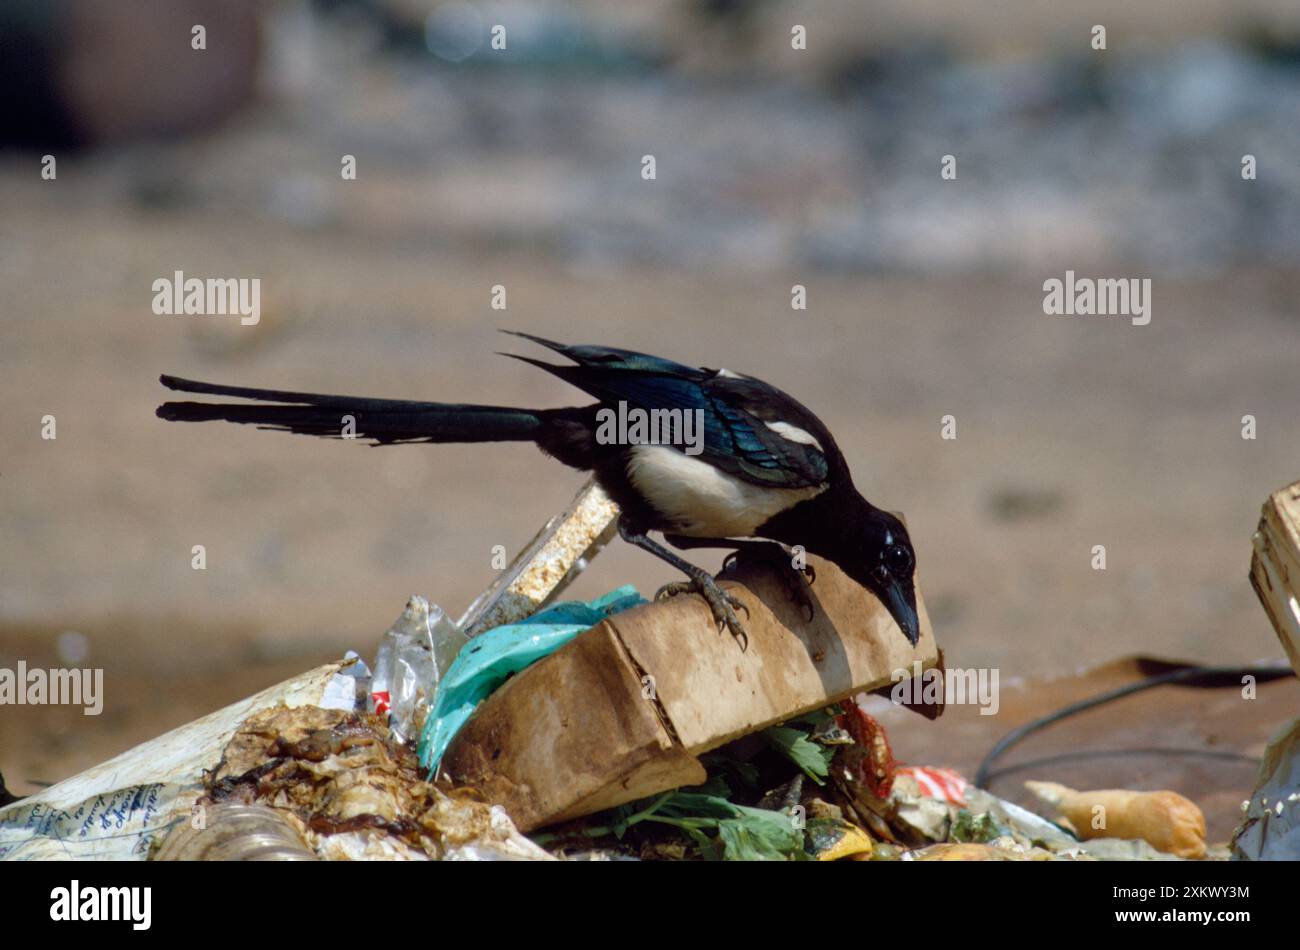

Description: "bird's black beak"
871 567 920 646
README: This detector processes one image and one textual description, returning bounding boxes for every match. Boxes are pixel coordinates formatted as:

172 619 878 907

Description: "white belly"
625 444 827 538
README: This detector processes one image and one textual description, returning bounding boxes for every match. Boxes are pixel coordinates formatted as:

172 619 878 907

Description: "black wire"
974 662 1293 791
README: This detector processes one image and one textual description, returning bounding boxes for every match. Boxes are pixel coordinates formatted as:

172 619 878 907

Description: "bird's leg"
618 518 750 648
666 535 816 621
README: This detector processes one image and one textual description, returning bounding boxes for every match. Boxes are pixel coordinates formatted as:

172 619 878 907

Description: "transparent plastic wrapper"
371 596 468 745
154 803 317 861
370 480 616 746
458 478 619 635
1233 717 1300 860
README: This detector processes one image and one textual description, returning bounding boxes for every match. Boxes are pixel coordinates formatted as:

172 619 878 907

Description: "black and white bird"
157 332 919 646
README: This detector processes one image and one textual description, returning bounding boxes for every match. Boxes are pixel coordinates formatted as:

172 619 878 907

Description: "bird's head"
840 510 920 646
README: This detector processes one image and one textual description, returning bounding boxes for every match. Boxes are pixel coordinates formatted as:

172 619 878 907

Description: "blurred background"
3 0 1300 795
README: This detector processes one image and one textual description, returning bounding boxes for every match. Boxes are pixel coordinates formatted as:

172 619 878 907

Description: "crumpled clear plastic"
371 596 468 745
1233 717 1300 860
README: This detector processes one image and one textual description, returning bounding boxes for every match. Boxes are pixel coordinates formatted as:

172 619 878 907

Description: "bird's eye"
883 544 912 574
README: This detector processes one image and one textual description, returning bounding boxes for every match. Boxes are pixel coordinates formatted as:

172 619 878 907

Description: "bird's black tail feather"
157 375 544 444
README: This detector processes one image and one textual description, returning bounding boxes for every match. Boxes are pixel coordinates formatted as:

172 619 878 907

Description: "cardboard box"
1251 480 1300 676
442 553 938 831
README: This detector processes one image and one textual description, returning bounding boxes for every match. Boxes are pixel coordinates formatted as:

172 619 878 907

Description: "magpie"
156 332 919 646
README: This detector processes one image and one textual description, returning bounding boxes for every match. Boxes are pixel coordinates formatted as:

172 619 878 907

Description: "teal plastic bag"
417 585 645 776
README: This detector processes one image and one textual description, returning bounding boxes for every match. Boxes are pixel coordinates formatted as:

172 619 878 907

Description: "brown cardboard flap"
442 553 937 832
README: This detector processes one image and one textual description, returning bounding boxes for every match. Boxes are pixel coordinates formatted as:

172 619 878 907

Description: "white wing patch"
763 420 824 453
625 444 827 538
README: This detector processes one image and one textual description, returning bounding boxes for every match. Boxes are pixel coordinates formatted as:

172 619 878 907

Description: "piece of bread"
1025 780 1207 859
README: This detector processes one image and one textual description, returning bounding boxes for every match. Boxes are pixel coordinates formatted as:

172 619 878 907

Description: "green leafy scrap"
584 789 807 861
697 752 761 794
762 726 833 784
950 810 1005 844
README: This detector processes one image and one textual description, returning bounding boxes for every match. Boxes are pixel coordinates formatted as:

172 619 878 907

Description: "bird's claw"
656 575 750 649
654 580 689 602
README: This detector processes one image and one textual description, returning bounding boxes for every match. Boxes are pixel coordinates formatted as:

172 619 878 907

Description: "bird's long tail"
157 375 544 444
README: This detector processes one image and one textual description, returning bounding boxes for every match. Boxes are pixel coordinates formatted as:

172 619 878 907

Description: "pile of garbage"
152 674 1216 862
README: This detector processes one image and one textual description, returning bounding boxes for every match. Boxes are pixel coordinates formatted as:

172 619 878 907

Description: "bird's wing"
699 369 838 487
500 331 708 377
502 334 833 489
